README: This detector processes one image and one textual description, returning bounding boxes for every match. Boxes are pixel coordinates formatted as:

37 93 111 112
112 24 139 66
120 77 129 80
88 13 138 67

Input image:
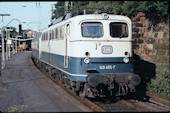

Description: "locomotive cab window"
81 22 103 38
110 22 128 38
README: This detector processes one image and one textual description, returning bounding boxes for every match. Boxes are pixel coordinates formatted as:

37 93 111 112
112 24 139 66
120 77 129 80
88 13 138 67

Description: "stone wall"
131 12 169 76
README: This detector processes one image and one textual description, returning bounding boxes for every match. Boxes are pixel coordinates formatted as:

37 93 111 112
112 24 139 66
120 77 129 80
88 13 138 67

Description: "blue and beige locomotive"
31 11 141 98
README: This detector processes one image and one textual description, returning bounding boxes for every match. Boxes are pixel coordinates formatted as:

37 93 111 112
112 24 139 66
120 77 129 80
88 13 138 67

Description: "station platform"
0 51 92 112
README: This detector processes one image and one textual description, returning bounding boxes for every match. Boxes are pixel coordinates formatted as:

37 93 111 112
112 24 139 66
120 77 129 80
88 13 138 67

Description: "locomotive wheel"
63 77 71 89
71 86 75 92
51 69 56 79
51 73 56 80
58 72 64 84
79 83 88 97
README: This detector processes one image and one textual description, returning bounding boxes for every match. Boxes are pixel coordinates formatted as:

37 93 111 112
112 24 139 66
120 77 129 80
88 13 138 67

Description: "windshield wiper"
119 33 126 38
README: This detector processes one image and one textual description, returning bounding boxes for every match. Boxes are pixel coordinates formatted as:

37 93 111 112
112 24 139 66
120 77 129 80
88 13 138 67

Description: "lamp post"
0 14 10 70
5 18 21 27
10 31 17 55
0 17 22 69
12 36 14 55
0 28 5 69
5 29 8 60
5 28 13 60
15 35 22 53
5 19 22 54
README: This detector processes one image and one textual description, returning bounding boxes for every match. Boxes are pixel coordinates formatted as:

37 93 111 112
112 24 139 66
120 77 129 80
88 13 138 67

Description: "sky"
0 1 57 32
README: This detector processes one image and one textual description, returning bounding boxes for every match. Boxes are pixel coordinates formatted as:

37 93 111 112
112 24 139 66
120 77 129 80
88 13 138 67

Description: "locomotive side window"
41 33 44 41
55 28 58 40
60 26 64 40
110 22 128 38
49 30 52 40
46 32 48 40
52 30 54 40
42 33 44 41
81 22 103 38
43 33 45 40
44 32 47 40
58 27 60 40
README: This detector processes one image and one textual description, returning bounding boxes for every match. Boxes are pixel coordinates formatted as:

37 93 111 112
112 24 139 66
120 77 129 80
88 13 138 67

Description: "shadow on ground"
129 53 156 101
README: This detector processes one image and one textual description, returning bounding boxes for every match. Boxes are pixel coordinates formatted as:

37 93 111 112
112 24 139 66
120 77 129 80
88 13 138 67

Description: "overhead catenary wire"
0 2 55 31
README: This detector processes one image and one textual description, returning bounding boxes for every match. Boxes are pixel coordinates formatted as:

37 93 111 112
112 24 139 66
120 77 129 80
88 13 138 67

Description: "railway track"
91 95 170 112
146 92 170 109
31 57 170 112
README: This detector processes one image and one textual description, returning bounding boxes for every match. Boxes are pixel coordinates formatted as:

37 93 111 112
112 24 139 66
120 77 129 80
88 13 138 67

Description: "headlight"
84 57 90 64
123 57 129 63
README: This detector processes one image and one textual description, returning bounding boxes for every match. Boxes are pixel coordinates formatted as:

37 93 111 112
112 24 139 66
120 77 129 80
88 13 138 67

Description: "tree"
52 1 65 19
52 1 169 22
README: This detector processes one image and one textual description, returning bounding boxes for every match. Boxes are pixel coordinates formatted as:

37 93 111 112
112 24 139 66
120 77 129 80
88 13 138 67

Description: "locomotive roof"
71 14 131 23
42 13 131 32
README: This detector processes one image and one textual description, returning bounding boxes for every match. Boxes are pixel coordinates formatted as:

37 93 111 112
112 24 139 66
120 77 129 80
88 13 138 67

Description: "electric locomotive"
31 11 141 98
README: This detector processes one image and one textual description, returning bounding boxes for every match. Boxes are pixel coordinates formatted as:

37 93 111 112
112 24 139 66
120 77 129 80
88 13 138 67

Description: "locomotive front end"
69 14 141 98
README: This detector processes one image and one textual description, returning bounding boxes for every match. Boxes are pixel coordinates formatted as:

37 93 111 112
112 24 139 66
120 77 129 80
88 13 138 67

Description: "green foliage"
72 1 89 10
147 68 170 97
52 1 168 21
52 1 65 19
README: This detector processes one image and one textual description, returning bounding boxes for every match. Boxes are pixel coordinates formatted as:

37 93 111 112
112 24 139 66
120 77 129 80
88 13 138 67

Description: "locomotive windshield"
110 22 128 38
81 22 103 38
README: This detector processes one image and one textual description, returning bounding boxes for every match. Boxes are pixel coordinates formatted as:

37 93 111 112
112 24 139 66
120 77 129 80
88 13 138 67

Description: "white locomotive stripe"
39 59 88 77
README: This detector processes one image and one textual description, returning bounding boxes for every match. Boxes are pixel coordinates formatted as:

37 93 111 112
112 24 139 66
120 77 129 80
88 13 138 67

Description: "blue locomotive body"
31 13 141 97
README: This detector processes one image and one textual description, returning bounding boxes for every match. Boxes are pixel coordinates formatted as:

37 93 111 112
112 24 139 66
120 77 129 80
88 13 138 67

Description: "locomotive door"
64 23 70 68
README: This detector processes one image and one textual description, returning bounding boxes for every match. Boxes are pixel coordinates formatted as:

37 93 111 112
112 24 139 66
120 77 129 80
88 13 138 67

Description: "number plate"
102 45 113 54
99 65 116 70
